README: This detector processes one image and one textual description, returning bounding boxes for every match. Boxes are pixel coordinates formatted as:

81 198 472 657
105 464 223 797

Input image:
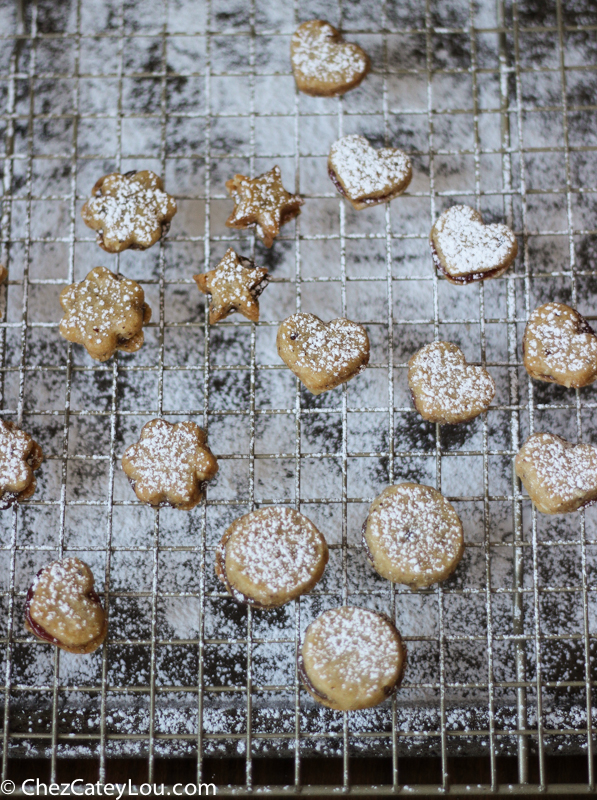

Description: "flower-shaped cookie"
122 419 219 510
59 267 152 362
225 166 304 248
25 557 107 654
0 420 43 509
81 170 177 253
194 248 270 324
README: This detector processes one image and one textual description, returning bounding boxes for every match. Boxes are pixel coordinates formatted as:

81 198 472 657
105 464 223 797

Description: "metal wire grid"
1 0 597 793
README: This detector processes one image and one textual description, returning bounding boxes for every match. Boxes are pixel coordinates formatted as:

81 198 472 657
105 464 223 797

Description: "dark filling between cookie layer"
24 571 103 648
328 167 398 206
215 543 280 610
429 240 507 284
298 608 407 705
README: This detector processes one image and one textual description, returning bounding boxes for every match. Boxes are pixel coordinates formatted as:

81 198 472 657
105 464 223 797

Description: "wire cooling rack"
2 0 597 794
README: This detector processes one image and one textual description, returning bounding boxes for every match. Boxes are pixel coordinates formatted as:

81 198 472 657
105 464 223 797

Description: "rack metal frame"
1 0 597 793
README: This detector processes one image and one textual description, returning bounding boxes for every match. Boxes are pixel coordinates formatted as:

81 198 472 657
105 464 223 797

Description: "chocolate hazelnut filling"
328 166 399 206
430 240 507 284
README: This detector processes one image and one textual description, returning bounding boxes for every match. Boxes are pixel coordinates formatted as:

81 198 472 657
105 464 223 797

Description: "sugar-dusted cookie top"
215 507 328 609
515 432 597 514
225 166 303 248
300 606 406 711
363 483 464 589
25 557 107 654
194 248 270 324
277 312 370 395
291 20 370 97
0 420 43 509
81 170 177 253
408 341 495 424
430 205 518 284
523 302 597 389
122 419 218 511
328 134 412 210
59 266 152 362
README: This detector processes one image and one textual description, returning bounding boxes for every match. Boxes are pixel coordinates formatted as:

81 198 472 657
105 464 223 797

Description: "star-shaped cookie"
225 166 304 248
59 267 152 362
81 170 177 253
193 248 269 324
122 419 219 511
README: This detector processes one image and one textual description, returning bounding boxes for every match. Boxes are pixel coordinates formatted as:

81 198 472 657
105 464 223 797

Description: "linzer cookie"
328 135 412 210
299 607 406 711
277 313 370 395
122 419 218 511
215 507 328 609
81 170 177 253
515 433 597 514
430 205 518 284
408 341 495 424
290 20 370 97
59 267 151 362
523 302 597 388
25 558 107 654
0 420 43 509
194 248 269 324
225 166 303 248
363 483 465 589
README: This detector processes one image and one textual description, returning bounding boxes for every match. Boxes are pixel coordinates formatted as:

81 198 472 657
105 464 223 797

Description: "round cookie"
327 135 412 211
408 341 495 425
363 483 465 589
430 205 518 284
215 507 329 609
290 21 370 97
300 607 406 711
277 313 370 395
515 432 597 515
522 302 597 389
25 558 107 655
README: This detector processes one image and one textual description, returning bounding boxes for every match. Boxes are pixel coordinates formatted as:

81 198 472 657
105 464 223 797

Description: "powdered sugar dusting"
0 420 35 493
515 433 597 513
28 558 104 645
303 607 402 703
328 135 411 202
122 419 218 507
365 484 463 583
408 341 494 423
278 313 369 375
223 507 327 598
291 21 368 83
524 303 597 385
82 170 176 250
431 205 517 278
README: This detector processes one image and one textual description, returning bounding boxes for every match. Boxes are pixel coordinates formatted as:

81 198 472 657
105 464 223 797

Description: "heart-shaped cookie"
408 341 495 424
328 135 412 210
25 557 107 654
515 433 597 514
290 20 370 97
277 313 369 395
430 205 518 284
523 302 597 388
